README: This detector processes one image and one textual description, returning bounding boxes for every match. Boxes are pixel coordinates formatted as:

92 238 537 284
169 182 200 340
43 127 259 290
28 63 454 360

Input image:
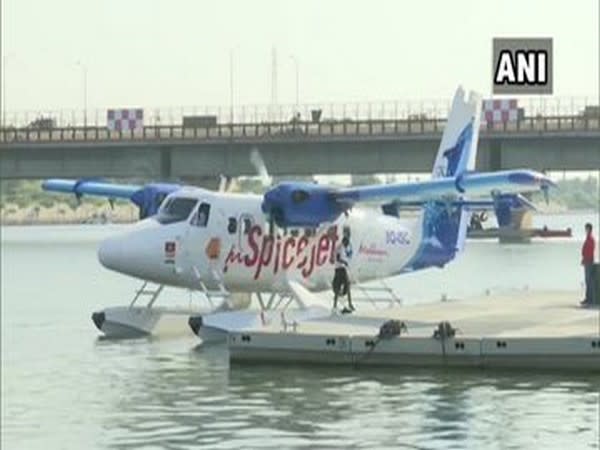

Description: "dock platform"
227 291 600 371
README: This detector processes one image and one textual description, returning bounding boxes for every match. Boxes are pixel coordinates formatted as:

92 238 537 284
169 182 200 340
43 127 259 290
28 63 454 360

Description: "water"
2 215 600 449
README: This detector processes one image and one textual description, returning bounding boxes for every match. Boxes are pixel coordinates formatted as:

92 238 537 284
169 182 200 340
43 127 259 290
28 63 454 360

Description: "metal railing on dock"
352 280 403 308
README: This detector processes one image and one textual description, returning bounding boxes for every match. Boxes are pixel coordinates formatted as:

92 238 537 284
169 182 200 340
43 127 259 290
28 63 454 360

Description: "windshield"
156 197 198 224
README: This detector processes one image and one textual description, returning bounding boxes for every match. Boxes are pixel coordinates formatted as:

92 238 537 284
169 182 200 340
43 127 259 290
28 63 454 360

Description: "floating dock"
467 227 572 243
227 291 600 371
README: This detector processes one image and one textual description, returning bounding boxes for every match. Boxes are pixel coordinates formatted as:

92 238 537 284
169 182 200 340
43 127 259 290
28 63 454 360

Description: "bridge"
1 100 599 180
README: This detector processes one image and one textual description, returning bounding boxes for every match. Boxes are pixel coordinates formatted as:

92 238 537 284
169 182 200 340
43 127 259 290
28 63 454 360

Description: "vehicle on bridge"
27 116 56 130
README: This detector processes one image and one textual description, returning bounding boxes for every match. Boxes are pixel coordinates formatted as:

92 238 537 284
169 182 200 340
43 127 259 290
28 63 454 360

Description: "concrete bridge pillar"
489 140 503 171
160 147 172 180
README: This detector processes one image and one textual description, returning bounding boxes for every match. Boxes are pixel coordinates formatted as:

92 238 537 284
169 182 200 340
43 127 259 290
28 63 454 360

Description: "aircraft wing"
42 179 142 199
42 178 181 219
261 169 553 228
333 170 553 205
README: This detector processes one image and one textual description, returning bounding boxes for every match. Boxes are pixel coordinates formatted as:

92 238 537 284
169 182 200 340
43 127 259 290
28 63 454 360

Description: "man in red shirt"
581 223 596 306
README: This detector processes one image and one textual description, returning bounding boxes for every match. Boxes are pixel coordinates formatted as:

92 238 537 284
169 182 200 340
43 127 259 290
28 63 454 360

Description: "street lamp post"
229 49 234 124
2 55 6 129
290 55 299 112
76 61 88 128
83 66 88 128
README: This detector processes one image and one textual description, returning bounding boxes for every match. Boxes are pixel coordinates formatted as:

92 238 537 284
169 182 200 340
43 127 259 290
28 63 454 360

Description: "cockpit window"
191 203 211 227
156 197 198 224
155 193 167 209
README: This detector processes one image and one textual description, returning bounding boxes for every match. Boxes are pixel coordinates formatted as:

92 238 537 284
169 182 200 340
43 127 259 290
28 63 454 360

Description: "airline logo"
223 225 339 279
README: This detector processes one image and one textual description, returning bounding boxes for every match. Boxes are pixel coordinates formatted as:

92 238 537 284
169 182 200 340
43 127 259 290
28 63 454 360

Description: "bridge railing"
1 96 597 129
1 114 599 144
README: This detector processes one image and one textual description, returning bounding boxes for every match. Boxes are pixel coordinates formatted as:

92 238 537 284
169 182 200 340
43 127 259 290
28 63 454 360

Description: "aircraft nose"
98 236 123 270
98 231 152 275
97 220 168 279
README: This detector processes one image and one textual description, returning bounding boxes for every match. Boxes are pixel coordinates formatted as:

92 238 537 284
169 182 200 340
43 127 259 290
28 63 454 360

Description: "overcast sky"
2 0 599 113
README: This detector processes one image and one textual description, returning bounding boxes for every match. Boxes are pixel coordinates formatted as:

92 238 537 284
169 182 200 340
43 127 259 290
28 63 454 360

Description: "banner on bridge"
107 108 144 131
481 99 522 124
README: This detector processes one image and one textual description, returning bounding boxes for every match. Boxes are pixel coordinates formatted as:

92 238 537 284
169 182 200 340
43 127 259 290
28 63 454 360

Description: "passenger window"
191 203 211 227
304 228 315 237
243 218 253 234
227 217 237 234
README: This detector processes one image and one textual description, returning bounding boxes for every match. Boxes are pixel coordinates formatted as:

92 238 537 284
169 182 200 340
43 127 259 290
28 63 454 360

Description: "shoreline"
0 217 136 226
1 202 138 226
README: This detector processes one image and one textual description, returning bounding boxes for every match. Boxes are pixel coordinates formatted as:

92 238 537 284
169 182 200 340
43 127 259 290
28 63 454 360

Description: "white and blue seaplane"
43 87 554 340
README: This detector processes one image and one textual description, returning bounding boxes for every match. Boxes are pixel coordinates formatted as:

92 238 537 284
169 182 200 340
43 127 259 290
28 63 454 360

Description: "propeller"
539 170 552 205
218 175 232 193
250 147 278 233
542 184 550 205
250 147 272 188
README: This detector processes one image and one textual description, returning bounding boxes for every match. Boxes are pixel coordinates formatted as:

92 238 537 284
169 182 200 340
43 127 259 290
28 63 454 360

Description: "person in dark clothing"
580 223 596 306
333 234 355 312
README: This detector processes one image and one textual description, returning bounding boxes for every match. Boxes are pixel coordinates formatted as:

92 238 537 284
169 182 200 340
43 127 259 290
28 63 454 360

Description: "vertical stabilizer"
409 87 482 271
432 87 481 179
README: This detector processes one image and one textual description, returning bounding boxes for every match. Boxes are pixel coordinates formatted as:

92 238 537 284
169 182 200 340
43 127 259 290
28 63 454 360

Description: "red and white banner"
107 108 144 131
481 99 518 124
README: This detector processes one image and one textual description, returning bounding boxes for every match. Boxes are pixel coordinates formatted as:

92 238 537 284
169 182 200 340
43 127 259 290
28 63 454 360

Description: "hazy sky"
2 0 599 113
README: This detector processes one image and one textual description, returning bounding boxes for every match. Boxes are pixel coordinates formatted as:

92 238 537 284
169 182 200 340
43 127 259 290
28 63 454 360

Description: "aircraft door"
209 205 230 284
238 213 255 253
182 201 215 285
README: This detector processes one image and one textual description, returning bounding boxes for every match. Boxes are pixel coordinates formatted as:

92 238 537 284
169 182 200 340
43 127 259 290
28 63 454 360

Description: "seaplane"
42 87 554 340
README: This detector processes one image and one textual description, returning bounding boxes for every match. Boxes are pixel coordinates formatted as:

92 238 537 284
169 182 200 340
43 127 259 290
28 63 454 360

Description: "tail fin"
409 88 482 271
432 86 481 179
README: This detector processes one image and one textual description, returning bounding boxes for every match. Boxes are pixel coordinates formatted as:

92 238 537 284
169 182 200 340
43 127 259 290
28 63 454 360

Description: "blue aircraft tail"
409 87 482 270
431 86 480 180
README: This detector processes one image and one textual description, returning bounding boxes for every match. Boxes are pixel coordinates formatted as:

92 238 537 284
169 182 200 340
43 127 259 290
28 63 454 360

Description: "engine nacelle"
130 183 180 219
493 193 534 228
262 182 343 228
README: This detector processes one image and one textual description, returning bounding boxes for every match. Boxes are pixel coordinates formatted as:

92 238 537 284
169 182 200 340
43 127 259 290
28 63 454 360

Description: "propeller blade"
218 175 229 193
542 185 550 205
250 147 272 187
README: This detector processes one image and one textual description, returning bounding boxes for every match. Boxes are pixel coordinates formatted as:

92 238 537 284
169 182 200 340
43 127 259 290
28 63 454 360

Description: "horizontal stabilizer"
383 193 537 212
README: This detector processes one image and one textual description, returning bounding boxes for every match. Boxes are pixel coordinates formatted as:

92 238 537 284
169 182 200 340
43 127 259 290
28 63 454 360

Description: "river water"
1 214 599 449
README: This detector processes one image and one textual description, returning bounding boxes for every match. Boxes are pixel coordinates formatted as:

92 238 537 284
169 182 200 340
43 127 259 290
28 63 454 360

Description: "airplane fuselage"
98 188 425 294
